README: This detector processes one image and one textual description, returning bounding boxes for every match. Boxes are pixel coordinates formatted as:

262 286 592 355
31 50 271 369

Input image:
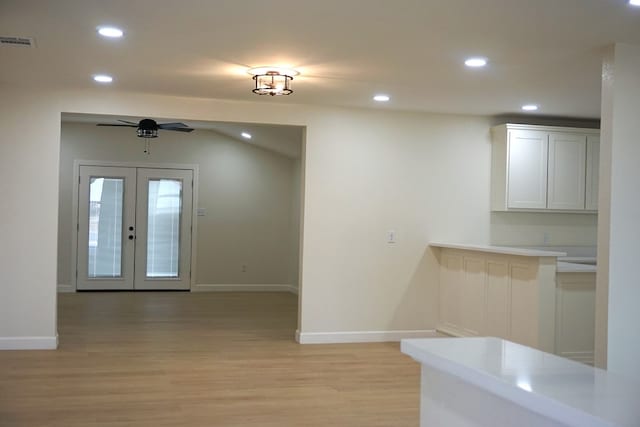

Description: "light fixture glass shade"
252 71 293 96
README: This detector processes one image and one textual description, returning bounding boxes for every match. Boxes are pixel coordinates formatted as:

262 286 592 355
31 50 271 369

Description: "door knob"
128 226 134 231
128 235 135 240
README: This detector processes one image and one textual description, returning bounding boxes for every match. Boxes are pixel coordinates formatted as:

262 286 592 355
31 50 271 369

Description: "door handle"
128 235 135 240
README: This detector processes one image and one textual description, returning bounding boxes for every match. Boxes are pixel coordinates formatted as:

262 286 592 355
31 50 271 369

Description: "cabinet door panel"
440 254 463 330
586 136 600 211
460 257 485 336
548 133 586 210
507 130 548 209
510 263 538 348
486 261 510 339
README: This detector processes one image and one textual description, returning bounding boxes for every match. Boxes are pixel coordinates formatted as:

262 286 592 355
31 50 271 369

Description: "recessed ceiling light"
93 74 113 83
97 26 124 38
521 104 539 111
241 132 252 139
373 94 390 102
629 0 640 6
464 57 488 68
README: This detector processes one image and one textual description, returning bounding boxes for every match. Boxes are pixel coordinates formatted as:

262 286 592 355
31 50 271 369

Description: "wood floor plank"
0 292 420 426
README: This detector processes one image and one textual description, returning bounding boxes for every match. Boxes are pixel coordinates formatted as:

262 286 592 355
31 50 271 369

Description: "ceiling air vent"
0 36 36 47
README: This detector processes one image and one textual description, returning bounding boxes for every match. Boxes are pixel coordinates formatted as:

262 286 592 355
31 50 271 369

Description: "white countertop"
401 337 640 427
557 261 597 273
430 242 567 257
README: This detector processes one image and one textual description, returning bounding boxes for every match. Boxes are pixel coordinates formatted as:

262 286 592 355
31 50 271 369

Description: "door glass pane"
146 179 182 278
88 177 124 278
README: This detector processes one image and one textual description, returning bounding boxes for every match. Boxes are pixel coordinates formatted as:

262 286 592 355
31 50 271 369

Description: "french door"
76 166 193 290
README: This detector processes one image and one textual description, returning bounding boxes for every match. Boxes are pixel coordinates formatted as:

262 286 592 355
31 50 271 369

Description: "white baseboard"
57 283 75 293
193 284 298 294
0 335 58 350
296 329 438 344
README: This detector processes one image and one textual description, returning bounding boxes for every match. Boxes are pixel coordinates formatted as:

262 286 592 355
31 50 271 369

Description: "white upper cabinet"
547 132 587 210
491 124 600 212
507 130 548 209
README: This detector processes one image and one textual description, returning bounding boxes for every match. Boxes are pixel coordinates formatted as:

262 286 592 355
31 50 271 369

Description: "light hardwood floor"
0 292 420 426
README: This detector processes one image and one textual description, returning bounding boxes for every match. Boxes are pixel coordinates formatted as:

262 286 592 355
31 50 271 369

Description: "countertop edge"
429 242 567 257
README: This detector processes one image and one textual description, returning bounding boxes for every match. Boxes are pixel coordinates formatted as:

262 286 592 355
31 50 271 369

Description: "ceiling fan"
96 118 195 154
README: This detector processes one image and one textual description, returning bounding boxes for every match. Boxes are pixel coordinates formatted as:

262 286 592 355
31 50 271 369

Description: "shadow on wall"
390 247 440 331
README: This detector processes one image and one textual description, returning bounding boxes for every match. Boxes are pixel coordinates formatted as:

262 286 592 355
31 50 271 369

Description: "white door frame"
71 159 199 291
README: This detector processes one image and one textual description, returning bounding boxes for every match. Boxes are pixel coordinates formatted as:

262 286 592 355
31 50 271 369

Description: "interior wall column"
595 43 640 377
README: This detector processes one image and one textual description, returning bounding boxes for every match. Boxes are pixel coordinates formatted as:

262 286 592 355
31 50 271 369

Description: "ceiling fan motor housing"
137 119 159 138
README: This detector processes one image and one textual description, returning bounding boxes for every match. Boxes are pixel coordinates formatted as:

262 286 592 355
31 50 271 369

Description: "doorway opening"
57 112 305 342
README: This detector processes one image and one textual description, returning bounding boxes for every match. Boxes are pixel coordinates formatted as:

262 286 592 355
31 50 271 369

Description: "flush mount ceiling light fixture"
247 67 299 96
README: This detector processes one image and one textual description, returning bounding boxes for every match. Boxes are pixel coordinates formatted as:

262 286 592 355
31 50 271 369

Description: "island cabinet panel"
509 262 539 348
460 257 485 336
485 261 510 338
439 253 463 333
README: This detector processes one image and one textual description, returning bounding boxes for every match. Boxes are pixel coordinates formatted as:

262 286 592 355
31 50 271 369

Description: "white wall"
288 158 302 289
0 86 598 348
490 212 598 247
0 90 60 349
58 122 298 289
597 44 640 379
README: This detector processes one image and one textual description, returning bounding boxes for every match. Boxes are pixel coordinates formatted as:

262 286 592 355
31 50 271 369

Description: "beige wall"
58 122 298 288
0 86 599 346
490 212 598 246
289 158 302 289
0 90 60 345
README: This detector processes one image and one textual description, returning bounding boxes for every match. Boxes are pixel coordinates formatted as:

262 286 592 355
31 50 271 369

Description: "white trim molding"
57 283 75 293
295 329 438 344
193 284 298 294
0 336 58 350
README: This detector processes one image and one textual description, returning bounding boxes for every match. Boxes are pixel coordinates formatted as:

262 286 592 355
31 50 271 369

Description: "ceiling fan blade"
118 119 140 125
158 122 188 129
164 127 195 133
97 124 138 127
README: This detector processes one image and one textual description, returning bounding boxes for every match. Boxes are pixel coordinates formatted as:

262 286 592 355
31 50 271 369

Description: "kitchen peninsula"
401 337 640 427
430 242 595 363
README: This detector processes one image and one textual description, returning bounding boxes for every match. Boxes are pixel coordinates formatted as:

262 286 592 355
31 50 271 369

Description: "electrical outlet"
543 232 550 245
241 265 247 273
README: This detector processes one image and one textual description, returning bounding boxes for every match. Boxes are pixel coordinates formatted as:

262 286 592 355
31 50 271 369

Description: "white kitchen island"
430 242 566 354
401 337 640 427
430 242 598 364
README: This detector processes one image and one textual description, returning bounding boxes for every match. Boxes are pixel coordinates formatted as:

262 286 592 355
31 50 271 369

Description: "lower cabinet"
437 248 595 363
555 273 596 365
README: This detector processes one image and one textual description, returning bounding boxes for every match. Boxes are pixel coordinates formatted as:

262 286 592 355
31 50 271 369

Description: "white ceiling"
2 0 640 118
